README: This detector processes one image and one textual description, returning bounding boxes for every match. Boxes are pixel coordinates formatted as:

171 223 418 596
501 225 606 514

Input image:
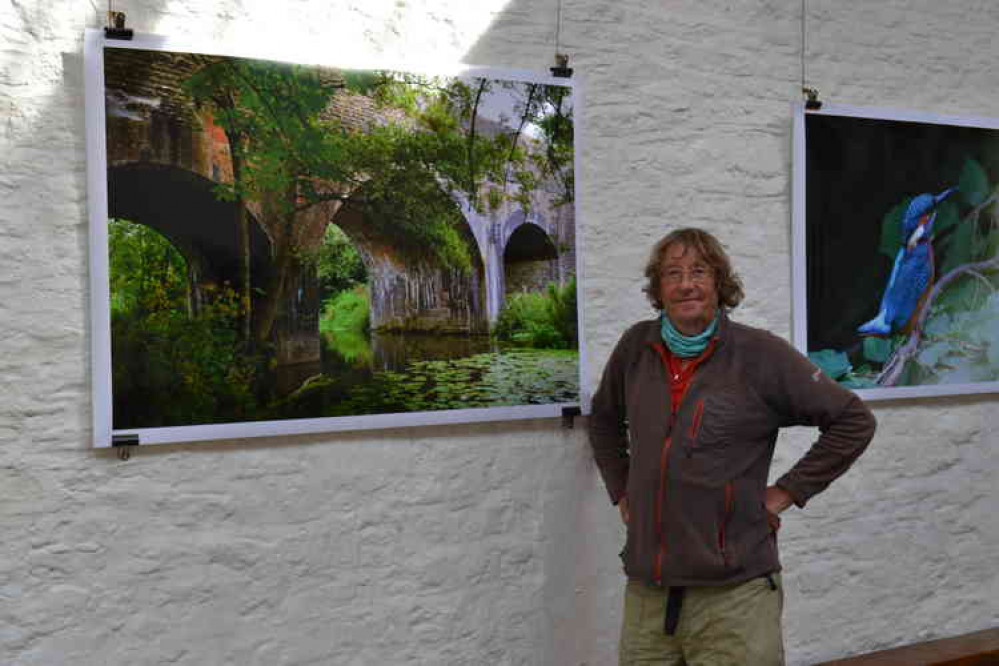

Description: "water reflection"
323 327 501 372
369 331 499 371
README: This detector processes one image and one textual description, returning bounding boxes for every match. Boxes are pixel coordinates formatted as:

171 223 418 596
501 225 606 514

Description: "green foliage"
342 71 383 96
546 276 578 346
320 286 372 365
311 224 367 295
494 278 578 349
862 336 893 364
986 227 999 260
531 84 575 205
366 73 574 211
808 349 852 380
839 375 879 390
931 200 961 238
185 58 358 210
934 273 992 314
349 123 474 270
108 219 188 317
958 158 990 207
109 219 260 427
938 209 977 275
111 284 260 428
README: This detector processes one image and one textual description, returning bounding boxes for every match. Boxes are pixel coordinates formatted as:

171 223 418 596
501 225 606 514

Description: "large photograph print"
85 32 582 445
793 104 999 400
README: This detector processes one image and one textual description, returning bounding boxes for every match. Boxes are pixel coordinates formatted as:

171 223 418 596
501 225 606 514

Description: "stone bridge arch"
453 188 576 324
108 162 273 310
328 195 487 337
502 216 559 296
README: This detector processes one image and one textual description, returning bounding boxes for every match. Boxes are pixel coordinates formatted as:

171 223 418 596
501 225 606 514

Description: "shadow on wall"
25 2 603 665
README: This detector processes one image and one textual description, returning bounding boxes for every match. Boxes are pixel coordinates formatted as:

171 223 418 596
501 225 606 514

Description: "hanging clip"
561 405 582 429
112 433 139 460
551 53 573 79
802 86 822 110
105 11 134 41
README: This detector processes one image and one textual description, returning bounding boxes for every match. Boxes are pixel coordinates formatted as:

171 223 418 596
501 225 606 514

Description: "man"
589 228 876 665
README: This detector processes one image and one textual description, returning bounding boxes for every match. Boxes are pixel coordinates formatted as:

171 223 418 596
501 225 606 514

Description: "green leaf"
808 349 852 380
935 278 975 314
958 158 990 207
923 311 953 337
939 216 976 275
840 376 878 389
862 336 892 363
931 200 960 237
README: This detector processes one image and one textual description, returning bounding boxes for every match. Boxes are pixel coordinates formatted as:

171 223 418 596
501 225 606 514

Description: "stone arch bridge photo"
97 42 580 431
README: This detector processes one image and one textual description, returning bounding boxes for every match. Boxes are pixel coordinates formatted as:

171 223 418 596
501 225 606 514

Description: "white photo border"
84 29 589 447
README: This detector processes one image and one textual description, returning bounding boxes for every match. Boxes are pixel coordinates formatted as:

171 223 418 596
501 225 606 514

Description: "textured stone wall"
0 2 996 665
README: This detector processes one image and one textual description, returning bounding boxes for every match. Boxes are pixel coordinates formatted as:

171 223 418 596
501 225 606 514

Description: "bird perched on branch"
858 187 957 337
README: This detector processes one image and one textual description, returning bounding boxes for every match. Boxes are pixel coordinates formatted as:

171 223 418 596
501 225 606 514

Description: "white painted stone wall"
1 1 996 664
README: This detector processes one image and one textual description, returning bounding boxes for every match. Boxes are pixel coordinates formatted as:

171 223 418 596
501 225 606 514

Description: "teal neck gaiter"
660 311 719 358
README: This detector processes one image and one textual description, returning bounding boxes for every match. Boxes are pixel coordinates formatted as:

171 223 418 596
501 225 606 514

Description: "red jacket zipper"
654 433 672 582
687 400 704 457
650 341 716 584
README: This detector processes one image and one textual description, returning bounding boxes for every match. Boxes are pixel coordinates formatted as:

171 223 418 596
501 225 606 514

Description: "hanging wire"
551 0 572 77
800 0 805 92
555 0 563 56
800 0 821 109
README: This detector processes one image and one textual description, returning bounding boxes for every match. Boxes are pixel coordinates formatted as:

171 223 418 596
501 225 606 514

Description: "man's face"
659 243 719 336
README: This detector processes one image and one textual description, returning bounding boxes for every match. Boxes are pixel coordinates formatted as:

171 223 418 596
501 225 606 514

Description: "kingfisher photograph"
85 33 581 445
793 105 999 399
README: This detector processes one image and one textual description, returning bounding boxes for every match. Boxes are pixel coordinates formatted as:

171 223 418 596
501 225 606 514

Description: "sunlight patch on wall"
150 0 512 71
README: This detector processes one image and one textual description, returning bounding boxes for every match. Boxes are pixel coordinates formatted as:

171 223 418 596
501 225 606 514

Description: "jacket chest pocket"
689 389 754 452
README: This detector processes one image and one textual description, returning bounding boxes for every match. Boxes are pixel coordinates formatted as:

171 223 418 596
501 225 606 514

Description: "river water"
271 329 580 419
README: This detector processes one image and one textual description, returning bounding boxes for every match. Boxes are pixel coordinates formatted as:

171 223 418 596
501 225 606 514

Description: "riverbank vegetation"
494 277 578 349
108 219 258 427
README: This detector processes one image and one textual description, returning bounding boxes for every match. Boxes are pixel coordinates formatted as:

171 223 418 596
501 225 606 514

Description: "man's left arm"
764 337 878 509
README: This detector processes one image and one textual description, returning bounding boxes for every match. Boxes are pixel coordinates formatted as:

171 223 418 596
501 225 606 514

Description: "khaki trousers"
619 574 785 666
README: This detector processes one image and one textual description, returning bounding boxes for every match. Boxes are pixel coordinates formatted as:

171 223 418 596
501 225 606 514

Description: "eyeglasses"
661 266 713 285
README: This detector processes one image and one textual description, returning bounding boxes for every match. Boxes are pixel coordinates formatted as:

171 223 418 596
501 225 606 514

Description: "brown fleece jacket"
589 313 876 587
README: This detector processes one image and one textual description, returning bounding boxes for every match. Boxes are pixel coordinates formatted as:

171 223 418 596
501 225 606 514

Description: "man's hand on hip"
618 496 630 525
763 485 793 532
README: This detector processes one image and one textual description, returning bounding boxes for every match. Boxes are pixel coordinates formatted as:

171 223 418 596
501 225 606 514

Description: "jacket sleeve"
587 329 634 505
764 336 877 508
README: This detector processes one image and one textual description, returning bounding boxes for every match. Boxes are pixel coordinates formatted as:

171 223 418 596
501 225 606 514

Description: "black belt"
662 574 778 635
664 586 685 635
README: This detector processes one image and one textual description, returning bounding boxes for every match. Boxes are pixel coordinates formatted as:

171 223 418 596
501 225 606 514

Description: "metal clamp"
111 433 139 460
802 86 822 110
561 405 581 428
551 54 573 79
105 11 134 40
